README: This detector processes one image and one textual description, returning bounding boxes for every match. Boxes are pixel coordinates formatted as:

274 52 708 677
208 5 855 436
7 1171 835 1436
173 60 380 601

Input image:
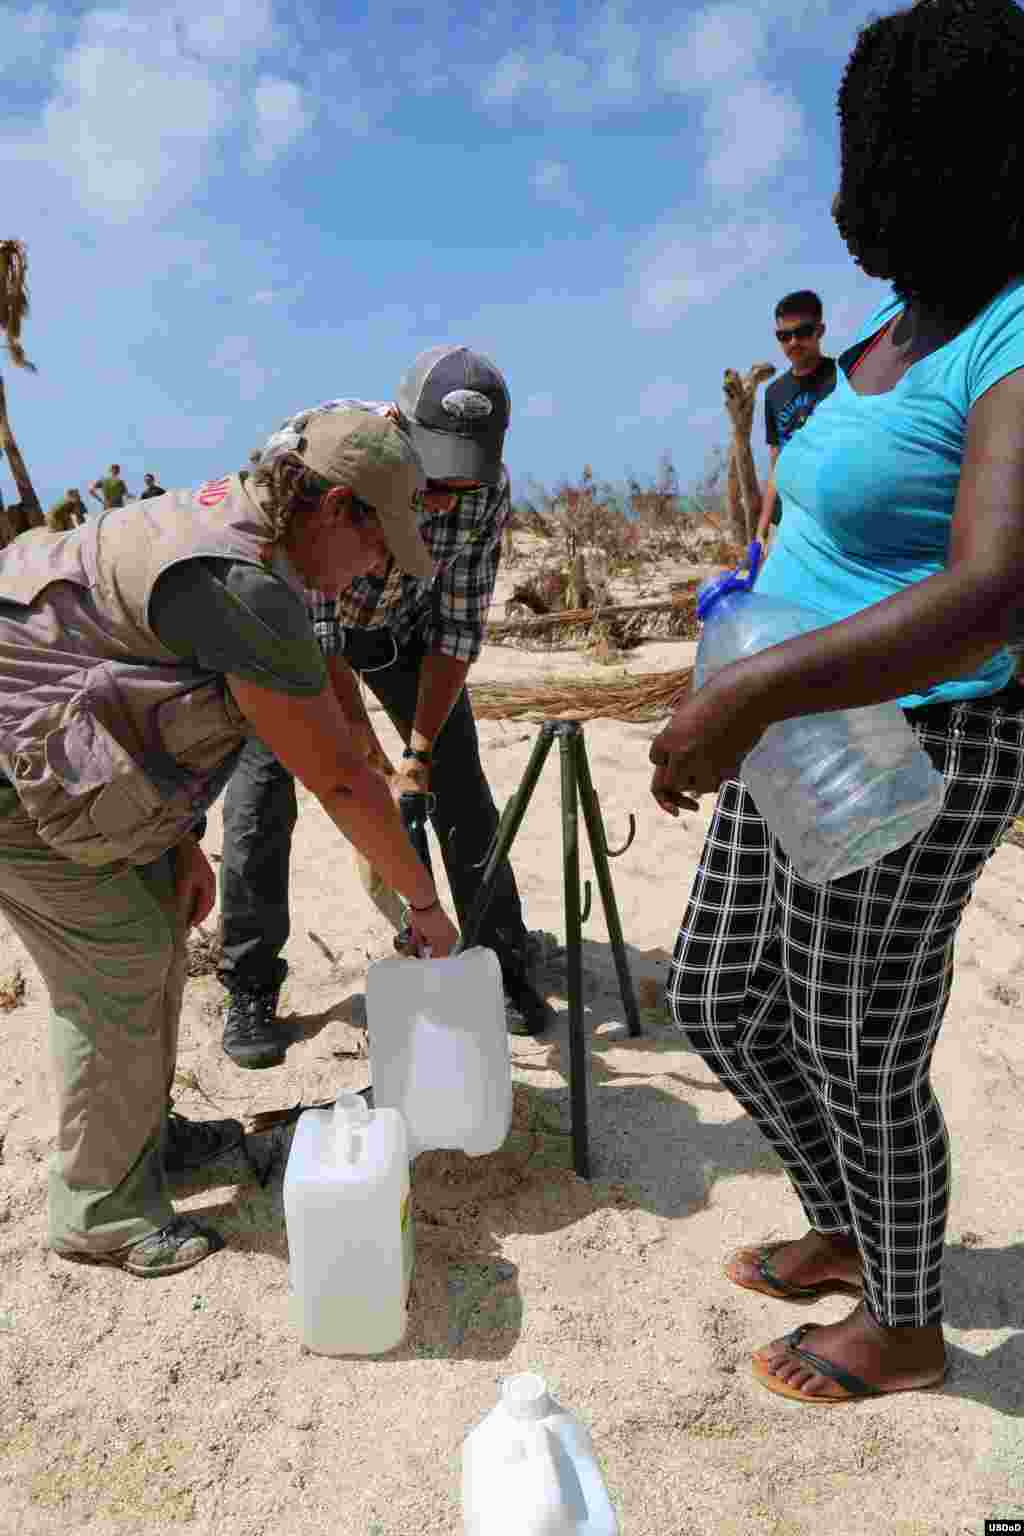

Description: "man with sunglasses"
218 348 553 1068
754 291 837 551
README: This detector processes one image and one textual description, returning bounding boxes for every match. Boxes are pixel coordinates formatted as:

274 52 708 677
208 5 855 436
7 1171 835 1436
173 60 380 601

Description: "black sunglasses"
776 322 819 344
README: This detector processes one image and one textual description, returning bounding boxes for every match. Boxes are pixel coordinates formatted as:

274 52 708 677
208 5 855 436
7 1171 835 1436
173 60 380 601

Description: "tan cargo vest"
0 474 301 866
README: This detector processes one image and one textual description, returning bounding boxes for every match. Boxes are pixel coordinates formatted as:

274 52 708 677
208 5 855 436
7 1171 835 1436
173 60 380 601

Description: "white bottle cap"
502 1373 553 1421
333 1091 371 1128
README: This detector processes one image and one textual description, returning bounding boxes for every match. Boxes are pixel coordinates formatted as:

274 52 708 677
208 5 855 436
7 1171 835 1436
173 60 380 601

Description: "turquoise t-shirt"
757 276 1024 708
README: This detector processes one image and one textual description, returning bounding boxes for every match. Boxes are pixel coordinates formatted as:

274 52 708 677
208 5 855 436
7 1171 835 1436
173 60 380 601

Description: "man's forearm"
411 652 471 752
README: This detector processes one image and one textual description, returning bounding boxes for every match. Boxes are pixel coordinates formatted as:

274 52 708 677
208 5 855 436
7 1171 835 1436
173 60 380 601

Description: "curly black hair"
834 0 1024 329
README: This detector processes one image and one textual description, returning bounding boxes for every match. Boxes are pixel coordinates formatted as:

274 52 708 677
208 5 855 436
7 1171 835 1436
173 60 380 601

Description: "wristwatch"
402 746 432 766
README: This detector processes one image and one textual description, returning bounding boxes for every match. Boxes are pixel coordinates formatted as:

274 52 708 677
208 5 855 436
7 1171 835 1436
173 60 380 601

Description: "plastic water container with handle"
367 946 512 1158
462 1373 619 1536
694 541 946 883
283 1092 413 1355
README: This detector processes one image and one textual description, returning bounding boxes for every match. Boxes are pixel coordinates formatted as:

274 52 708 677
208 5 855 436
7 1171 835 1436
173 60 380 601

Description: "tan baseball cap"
297 409 433 581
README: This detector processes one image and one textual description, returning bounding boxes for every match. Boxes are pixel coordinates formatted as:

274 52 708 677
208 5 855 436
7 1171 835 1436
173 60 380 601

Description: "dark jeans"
219 630 527 989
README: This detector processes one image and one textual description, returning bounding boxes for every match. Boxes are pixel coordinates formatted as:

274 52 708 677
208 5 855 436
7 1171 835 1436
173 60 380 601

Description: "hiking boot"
165 1110 245 1174
56 1216 223 1278
221 972 287 1069
504 972 553 1037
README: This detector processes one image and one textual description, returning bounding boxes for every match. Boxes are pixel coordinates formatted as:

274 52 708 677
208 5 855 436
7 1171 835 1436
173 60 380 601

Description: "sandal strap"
755 1245 824 1300
780 1326 881 1398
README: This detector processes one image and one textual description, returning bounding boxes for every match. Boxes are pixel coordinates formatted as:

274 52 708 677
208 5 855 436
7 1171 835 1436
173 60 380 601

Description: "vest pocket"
8 714 167 865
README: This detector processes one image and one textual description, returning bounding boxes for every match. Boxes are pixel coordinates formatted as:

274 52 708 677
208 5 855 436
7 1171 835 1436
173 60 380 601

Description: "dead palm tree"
0 240 43 538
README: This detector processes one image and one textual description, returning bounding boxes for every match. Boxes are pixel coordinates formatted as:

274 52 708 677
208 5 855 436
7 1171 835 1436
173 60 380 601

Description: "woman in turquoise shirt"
652 0 1024 1405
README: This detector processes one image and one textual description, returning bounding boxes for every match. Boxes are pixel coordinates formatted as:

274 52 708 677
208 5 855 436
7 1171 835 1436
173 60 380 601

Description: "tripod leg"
573 731 642 1039
559 727 591 1180
457 724 555 954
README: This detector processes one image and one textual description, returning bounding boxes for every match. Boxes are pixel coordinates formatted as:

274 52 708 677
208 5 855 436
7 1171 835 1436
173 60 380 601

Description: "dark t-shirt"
140 484 165 500
149 558 327 696
764 357 837 525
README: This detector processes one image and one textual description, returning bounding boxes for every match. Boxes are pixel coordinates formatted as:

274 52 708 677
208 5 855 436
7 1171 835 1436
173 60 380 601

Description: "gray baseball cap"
396 346 510 486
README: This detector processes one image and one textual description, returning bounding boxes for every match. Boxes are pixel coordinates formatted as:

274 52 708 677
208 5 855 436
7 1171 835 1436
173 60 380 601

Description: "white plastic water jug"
462 1373 619 1536
694 542 945 883
283 1092 413 1356
367 947 512 1159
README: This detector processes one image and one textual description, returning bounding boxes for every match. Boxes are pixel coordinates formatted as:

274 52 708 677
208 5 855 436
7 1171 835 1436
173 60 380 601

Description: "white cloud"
582 3 642 100
659 5 764 92
179 0 275 59
530 159 584 214
0 3 61 79
629 213 800 329
703 78 804 193
25 4 320 221
480 3 643 114
210 334 273 401
481 49 531 104
687 403 727 431
250 77 310 167
616 376 688 432
522 391 556 419
42 13 229 217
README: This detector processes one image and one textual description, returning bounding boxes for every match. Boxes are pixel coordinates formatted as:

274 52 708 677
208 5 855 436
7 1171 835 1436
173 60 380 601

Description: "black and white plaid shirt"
268 398 510 666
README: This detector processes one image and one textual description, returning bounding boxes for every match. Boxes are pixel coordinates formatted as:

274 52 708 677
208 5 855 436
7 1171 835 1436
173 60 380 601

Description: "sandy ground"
1 546 1023 1535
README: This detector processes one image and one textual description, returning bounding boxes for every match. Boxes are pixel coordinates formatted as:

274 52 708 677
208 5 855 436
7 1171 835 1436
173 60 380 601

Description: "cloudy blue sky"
1 0 892 510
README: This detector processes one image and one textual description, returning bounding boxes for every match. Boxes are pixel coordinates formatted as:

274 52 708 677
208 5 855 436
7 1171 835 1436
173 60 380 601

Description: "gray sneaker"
56 1216 223 1278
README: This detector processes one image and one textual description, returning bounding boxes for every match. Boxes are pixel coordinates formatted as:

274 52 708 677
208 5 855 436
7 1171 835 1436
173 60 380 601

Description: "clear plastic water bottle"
462 1373 619 1536
693 542 945 883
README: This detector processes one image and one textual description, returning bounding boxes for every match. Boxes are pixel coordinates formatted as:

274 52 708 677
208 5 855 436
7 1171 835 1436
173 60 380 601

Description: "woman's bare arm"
227 674 435 909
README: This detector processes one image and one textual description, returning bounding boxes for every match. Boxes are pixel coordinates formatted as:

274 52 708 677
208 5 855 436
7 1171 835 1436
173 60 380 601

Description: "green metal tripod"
457 720 642 1179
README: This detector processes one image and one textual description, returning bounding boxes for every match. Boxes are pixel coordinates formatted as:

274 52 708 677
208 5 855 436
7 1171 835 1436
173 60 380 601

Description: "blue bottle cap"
696 540 763 622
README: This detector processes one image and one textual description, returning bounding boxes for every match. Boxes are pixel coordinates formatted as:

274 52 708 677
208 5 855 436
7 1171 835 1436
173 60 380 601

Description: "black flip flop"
752 1324 946 1405
725 1243 862 1304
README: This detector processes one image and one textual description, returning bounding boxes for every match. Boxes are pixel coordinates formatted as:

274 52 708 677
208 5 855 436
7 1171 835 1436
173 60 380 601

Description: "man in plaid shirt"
218 348 551 1068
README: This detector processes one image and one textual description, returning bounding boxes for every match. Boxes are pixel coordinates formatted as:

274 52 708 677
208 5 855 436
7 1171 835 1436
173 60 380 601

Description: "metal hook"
603 813 637 859
580 880 592 924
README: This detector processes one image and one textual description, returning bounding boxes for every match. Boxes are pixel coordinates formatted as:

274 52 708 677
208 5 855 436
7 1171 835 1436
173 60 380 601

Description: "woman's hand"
174 836 217 928
649 670 768 815
408 900 459 957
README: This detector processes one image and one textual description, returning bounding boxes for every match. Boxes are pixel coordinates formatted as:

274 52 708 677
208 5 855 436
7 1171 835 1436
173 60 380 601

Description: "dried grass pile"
469 667 693 724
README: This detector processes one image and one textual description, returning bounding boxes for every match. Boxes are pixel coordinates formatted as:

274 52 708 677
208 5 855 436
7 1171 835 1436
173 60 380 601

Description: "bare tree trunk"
0 373 42 537
722 363 776 544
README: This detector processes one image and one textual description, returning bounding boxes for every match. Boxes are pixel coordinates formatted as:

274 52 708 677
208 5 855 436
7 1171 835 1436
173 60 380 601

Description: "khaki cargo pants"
0 788 186 1254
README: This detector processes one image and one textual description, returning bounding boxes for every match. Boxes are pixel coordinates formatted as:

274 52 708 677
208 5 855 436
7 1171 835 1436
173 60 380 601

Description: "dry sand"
1 546 1023 1535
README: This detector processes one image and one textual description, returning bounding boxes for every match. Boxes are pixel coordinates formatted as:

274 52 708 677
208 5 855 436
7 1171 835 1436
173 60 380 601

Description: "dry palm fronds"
0 241 35 372
469 667 693 723
487 597 699 650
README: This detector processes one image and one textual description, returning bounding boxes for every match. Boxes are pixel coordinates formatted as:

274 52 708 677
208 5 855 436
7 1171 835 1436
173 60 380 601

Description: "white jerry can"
283 1093 413 1356
367 946 512 1159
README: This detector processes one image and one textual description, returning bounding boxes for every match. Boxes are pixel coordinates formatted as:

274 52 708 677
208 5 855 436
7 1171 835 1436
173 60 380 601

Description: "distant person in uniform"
45 488 85 532
89 463 130 511
755 292 837 550
140 473 165 500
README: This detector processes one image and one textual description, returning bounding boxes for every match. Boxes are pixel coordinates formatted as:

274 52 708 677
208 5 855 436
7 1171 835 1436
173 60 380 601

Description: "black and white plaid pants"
668 689 1024 1327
